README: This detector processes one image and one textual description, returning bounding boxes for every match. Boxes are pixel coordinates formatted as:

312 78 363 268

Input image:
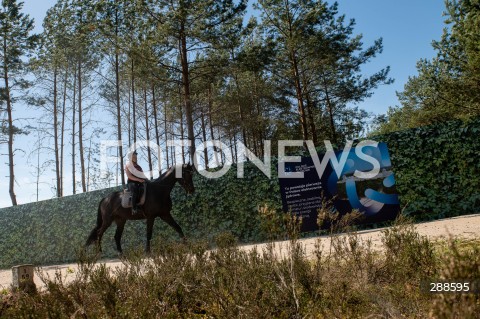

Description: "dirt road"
1 213 479 290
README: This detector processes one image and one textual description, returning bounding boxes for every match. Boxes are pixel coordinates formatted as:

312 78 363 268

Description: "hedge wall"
0 163 281 269
1 117 479 268
376 116 480 219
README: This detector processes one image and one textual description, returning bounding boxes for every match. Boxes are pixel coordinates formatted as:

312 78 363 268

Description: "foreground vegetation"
1 213 479 318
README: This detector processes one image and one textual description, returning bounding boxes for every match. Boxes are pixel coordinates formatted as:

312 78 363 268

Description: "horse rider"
125 151 147 214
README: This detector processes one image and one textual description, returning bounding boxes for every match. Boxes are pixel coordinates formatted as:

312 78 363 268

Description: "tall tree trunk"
283 0 308 141
229 134 235 164
233 133 238 163
144 87 153 178
164 97 170 168
179 99 185 163
232 70 247 148
60 67 68 197
253 133 259 157
35 132 41 202
326 98 336 144
131 59 137 144
128 82 131 146
208 84 219 166
72 65 77 194
86 136 92 192
115 4 126 186
3 39 17 205
253 73 265 157
151 84 162 173
179 23 195 163
301 71 318 145
78 60 86 193
305 92 317 144
200 106 209 169
322 75 337 144
53 67 61 197
290 51 309 141
171 120 176 166
217 126 224 165
237 95 247 149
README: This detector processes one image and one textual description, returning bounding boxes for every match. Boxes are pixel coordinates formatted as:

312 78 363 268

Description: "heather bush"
1 212 479 318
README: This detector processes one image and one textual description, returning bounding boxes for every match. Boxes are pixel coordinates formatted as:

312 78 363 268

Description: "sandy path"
1 213 479 290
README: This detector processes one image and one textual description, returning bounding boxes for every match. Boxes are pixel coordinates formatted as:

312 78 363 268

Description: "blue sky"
1 0 446 208
338 0 445 113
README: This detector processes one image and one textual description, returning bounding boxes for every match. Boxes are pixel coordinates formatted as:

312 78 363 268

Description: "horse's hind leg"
114 219 126 254
160 213 185 239
96 216 113 252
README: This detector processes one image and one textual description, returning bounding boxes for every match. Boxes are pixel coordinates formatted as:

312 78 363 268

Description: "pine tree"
30 0 76 198
140 0 247 163
257 0 391 144
255 0 320 142
0 0 38 205
308 3 391 142
95 0 137 186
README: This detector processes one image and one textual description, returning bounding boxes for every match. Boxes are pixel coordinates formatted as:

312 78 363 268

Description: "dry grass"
1 209 479 318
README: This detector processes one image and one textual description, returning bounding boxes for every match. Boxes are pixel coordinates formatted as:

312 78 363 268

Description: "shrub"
3 210 479 318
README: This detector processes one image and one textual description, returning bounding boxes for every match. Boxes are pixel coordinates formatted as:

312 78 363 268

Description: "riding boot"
131 185 138 215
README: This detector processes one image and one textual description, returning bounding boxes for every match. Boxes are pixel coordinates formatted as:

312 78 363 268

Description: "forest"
1 0 479 206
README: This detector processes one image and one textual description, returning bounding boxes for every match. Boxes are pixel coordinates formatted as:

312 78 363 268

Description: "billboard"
278 142 400 231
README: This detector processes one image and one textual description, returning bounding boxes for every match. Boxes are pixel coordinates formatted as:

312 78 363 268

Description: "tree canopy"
1 0 395 204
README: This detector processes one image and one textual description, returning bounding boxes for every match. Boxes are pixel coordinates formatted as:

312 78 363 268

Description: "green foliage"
375 116 480 219
381 216 437 280
172 162 282 243
0 0 38 76
256 0 392 142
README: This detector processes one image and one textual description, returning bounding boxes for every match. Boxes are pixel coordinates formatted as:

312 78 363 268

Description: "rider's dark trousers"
127 182 142 210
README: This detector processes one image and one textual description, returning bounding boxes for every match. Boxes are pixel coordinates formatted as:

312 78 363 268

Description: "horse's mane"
152 166 176 185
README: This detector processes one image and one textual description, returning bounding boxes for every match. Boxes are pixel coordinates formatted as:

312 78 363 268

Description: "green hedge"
1 117 479 268
0 163 281 269
376 116 480 219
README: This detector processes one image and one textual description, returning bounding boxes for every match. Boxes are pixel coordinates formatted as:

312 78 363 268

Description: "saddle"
121 183 147 208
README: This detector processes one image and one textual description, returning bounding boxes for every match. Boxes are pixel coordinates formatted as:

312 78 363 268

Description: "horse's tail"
86 199 104 246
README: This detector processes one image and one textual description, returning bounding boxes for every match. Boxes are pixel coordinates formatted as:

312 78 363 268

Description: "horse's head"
179 163 195 194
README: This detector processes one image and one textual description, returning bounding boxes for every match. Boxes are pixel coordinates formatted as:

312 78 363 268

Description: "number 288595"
421 280 480 294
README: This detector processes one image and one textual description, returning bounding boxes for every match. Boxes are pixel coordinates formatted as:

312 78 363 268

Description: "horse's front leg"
160 213 185 240
146 217 155 254
114 218 126 254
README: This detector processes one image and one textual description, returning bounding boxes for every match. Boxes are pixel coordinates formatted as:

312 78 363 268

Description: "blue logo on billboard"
327 142 399 216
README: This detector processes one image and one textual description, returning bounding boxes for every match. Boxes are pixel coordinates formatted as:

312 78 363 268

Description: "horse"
86 163 195 254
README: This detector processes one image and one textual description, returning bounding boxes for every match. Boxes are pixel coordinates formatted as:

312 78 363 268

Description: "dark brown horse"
86 164 195 253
